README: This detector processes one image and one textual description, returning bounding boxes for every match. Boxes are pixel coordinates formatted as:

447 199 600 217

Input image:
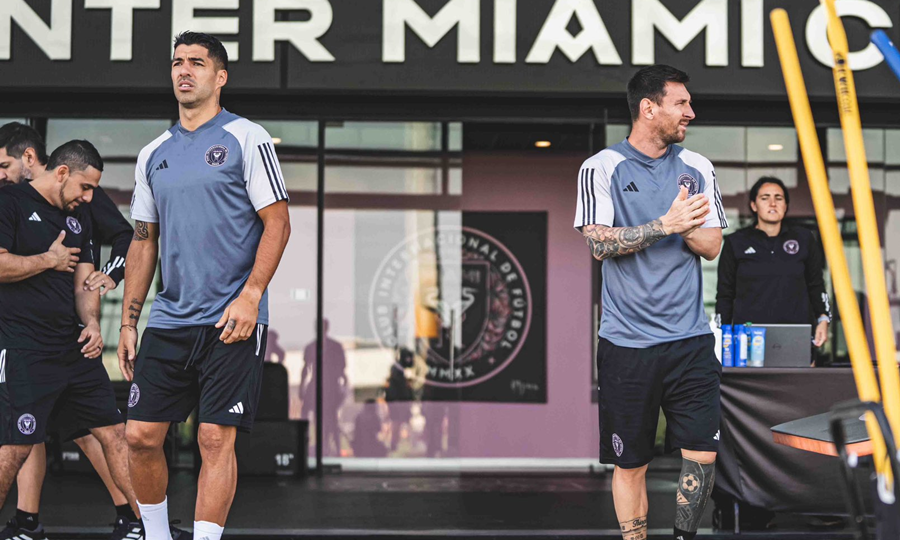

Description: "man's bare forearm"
120 224 158 326
74 264 100 327
0 251 51 283
75 291 100 327
582 222 667 261
681 227 722 261
241 208 291 301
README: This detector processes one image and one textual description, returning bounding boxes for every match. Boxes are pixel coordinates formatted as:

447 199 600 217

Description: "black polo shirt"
0 182 94 351
715 224 831 327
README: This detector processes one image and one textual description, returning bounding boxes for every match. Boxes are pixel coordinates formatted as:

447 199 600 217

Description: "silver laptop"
755 324 812 367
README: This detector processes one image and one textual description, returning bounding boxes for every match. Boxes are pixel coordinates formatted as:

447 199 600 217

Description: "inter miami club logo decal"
783 240 800 255
66 216 82 234
677 173 699 196
128 383 140 408
205 144 229 167
612 433 624 457
18 413 36 435
369 226 533 388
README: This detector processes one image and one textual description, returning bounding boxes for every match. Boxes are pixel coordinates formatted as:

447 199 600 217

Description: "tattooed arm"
117 220 159 381
582 222 667 261
581 186 711 261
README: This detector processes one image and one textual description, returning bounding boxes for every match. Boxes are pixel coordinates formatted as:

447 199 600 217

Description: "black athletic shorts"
48 401 97 443
596 333 721 469
0 347 123 445
128 325 268 433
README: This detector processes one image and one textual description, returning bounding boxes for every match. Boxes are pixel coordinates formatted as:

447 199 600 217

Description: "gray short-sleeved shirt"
132 109 289 329
574 139 727 348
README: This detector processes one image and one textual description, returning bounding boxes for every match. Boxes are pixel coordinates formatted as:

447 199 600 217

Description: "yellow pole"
770 8 889 479
823 0 900 463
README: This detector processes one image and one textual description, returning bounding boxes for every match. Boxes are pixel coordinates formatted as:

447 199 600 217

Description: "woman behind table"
715 177 831 360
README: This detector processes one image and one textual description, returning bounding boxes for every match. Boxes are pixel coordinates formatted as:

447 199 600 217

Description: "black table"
772 411 871 457
716 367 869 513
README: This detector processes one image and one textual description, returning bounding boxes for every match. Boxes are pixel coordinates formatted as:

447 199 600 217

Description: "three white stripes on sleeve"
101 256 126 275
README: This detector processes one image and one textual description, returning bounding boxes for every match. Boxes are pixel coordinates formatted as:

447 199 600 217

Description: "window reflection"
747 127 798 163
326 122 444 151
256 120 317 148
47 119 172 158
326 166 443 195
828 127 885 164
715 167 746 197
267 207 318 421
280 162 318 192
316 123 465 461
681 126 746 161
748 167 797 189
886 130 900 166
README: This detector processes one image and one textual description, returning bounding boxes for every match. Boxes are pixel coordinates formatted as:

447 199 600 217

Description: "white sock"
138 498 172 540
193 520 224 540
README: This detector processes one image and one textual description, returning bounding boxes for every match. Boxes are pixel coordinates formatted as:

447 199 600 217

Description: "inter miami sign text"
369 212 547 403
3 0 900 98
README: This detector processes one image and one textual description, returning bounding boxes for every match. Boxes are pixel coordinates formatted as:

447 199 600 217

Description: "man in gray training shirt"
118 32 291 540
574 65 726 540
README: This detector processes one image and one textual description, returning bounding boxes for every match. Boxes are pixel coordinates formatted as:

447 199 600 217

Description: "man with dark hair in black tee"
0 140 140 539
0 123 139 540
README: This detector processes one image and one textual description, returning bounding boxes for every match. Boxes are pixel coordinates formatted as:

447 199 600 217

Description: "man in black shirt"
716 177 831 347
0 123 139 540
0 141 138 536
0 124 131 291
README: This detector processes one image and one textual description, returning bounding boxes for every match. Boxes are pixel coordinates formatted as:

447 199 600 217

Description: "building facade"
2 0 899 467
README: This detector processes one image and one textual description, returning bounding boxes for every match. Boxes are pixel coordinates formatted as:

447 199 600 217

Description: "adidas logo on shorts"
229 402 244 414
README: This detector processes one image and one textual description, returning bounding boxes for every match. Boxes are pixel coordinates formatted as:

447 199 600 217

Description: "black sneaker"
0 518 48 540
110 516 143 540
169 523 189 540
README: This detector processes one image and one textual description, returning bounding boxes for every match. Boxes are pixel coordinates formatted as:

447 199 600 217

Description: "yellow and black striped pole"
770 8 891 482
823 0 900 480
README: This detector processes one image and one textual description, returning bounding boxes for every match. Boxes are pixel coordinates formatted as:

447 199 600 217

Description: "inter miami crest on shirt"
783 239 800 255
677 173 699 196
205 144 229 167
66 216 82 234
